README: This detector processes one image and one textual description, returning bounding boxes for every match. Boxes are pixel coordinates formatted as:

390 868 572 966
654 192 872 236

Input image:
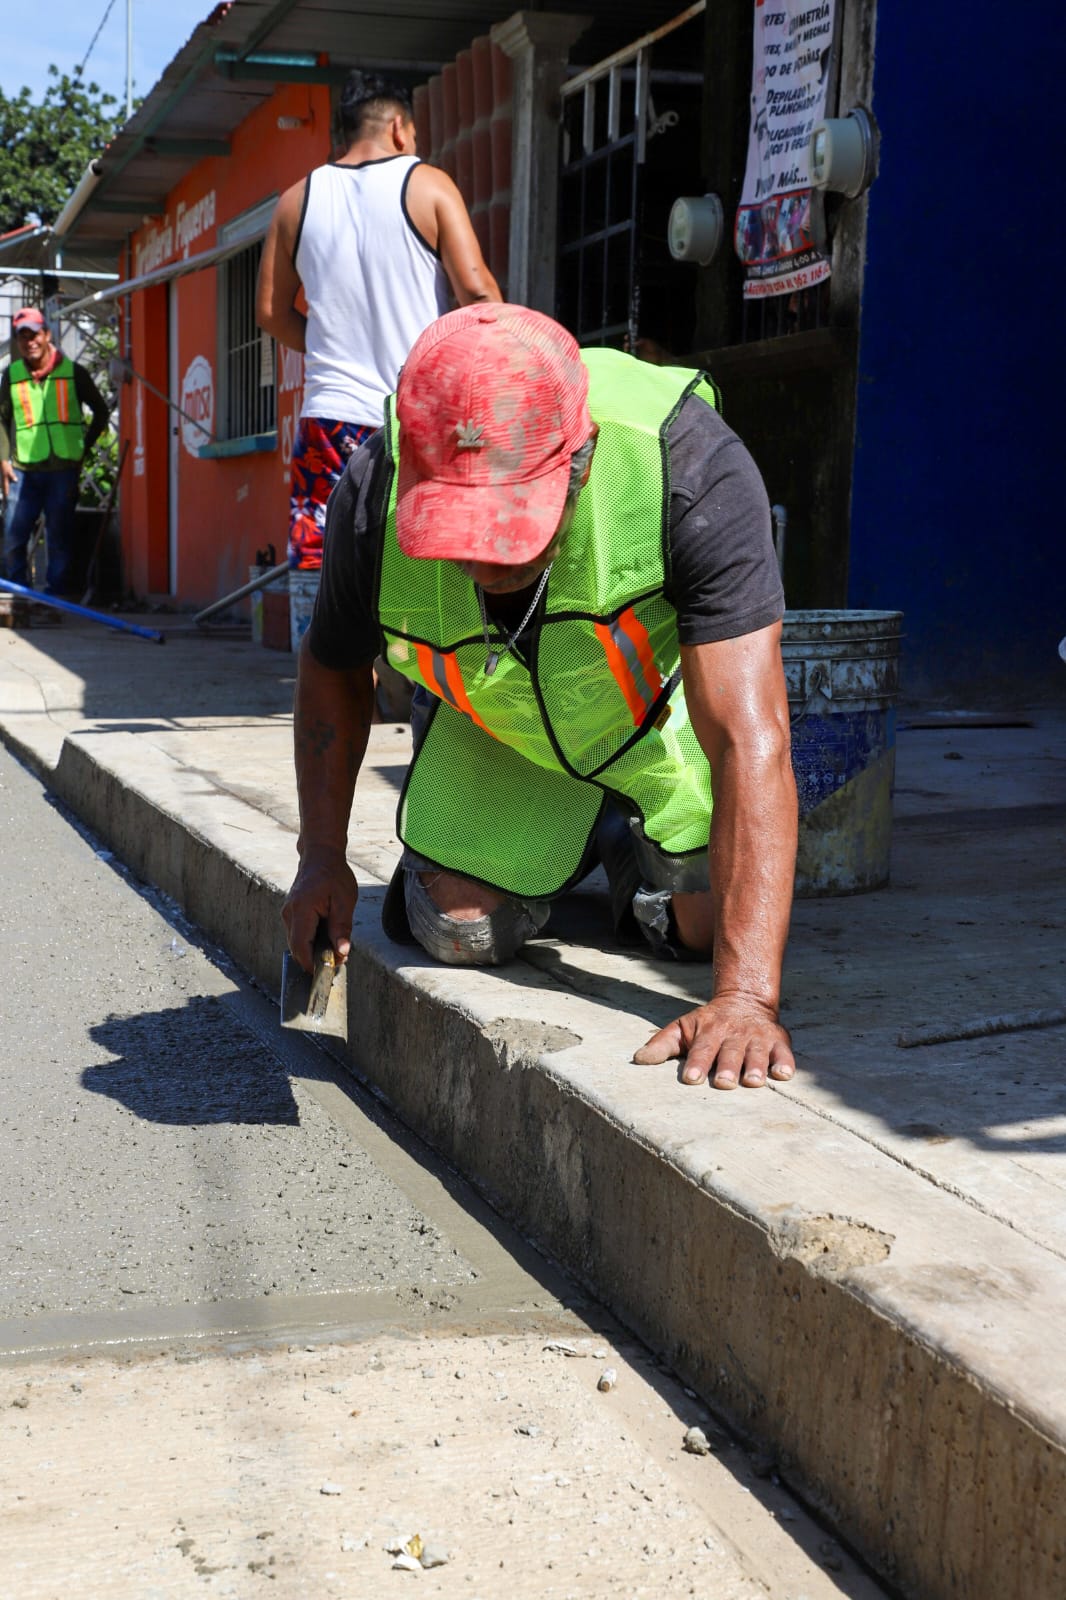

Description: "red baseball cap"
13 306 46 331
395 303 592 565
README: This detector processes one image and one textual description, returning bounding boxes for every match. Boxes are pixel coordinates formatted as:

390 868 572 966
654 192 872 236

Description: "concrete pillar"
440 63 459 181
412 83 432 155
455 49 476 210
470 35 494 260
427 74 445 166
488 42 514 292
491 10 590 314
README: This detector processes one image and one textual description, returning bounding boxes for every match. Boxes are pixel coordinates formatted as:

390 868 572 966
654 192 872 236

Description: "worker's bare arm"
634 622 798 1089
282 640 376 970
256 181 309 352
408 165 501 306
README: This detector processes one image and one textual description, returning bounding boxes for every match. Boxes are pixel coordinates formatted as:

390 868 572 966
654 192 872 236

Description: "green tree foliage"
0 66 128 235
77 323 120 509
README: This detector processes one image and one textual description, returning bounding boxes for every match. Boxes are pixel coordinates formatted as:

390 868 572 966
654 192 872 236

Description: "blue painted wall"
848 15 1059 696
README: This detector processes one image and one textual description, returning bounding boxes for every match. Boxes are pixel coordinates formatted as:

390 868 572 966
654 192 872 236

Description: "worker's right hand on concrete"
282 847 358 972
633 995 795 1090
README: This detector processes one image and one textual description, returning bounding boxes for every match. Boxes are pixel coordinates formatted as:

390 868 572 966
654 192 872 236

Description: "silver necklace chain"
475 562 553 676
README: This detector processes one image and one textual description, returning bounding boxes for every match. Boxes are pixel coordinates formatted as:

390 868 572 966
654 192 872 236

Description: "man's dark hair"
339 71 413 143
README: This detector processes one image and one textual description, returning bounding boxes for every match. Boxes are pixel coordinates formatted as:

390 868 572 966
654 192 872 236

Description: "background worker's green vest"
9 356 85 466
378 348 720 899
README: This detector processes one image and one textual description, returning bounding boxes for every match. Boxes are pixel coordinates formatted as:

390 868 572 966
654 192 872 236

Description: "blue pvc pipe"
0 579 165 643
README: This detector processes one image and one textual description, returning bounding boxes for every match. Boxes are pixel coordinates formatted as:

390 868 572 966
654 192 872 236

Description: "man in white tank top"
257 71 500 573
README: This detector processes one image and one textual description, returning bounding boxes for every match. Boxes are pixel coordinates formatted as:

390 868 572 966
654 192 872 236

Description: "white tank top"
295 155 450 425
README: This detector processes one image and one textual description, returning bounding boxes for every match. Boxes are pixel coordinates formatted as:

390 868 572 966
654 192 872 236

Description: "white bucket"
289 569 320 653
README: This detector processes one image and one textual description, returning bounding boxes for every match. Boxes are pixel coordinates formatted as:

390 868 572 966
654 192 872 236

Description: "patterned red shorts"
288 417 376 569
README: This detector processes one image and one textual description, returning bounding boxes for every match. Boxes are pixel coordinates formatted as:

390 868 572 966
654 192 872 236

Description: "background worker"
256 68 501 574
283 304 799 1093
0 306 110 595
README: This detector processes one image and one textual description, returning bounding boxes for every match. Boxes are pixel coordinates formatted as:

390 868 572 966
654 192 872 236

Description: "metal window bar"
558 3 705 351
558 57 647 348
221 241 276 439
740 275 829 343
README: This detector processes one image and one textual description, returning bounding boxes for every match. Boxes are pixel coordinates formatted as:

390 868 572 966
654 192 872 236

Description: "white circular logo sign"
180 355 214 457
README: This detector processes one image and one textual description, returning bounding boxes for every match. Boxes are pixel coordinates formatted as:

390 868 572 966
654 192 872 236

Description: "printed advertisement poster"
735 0 836 300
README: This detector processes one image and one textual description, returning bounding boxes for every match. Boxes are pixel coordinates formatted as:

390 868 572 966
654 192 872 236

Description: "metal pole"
126 0 133 119
193 559 291 626
0 580 165 643
0 267 120 282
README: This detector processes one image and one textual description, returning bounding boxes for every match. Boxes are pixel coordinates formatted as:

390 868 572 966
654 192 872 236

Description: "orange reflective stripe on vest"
594 607 663 725
14 381 35 430
413 641 496 738
53 377 71 423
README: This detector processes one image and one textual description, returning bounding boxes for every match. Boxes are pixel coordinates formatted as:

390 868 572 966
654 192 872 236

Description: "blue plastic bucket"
782 609 904 895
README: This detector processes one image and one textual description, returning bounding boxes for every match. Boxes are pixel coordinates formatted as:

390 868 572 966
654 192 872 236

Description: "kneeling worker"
283 304 798 1092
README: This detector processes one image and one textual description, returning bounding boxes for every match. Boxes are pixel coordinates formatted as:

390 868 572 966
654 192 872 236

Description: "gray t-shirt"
308 393 784 669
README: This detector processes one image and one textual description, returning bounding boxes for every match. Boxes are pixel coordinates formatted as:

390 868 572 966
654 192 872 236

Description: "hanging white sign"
180 355 214 458
735 0 836 300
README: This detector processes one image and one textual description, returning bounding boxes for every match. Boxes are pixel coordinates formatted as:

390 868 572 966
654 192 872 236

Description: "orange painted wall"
123 280 169 594
119 82 331 608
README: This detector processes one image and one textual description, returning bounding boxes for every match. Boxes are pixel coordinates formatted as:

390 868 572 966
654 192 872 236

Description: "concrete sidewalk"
1 614 1064 1600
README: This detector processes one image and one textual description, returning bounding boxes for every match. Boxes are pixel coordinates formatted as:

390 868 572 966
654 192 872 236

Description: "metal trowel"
280 919 348 1039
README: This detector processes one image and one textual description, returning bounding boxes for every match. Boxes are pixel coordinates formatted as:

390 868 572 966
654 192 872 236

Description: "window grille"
218 241 275 440
217 198 277 441
557 3 705 352
739 276 829 343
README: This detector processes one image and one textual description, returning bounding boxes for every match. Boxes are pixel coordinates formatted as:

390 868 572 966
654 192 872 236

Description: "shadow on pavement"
84 995 301 1125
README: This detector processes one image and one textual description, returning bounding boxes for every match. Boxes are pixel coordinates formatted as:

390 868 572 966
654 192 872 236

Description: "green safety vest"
378 348 721 899
9 356 86 466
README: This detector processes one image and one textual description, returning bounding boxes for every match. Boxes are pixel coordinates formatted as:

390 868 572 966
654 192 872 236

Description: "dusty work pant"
3 466 80 594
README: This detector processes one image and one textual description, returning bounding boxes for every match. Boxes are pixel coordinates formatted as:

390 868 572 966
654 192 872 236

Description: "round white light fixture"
667 194 725 266
808 108 878 198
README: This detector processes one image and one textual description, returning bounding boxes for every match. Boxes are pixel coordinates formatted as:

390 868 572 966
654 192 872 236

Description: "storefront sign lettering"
279 347 304 480
135 190 217 276
175 192 216 259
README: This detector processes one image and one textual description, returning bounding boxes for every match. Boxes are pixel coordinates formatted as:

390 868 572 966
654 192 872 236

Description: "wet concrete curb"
4 716 1064 1600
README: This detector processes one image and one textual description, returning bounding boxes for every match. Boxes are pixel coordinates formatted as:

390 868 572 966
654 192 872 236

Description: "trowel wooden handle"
308 920 338 1017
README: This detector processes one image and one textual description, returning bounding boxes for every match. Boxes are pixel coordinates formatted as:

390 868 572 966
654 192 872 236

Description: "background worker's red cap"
396 303 592 565
12 306 45 331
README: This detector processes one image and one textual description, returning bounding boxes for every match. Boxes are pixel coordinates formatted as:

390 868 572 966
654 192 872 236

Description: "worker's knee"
631 885 713 963
597 806 712 961
402 863 549 966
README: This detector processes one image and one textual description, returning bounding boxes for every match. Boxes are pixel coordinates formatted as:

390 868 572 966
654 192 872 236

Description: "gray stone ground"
0 742 475 1318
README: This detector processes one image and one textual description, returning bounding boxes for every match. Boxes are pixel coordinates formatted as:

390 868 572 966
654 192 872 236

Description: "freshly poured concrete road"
1 618 1064 1599
0 742 886 1599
